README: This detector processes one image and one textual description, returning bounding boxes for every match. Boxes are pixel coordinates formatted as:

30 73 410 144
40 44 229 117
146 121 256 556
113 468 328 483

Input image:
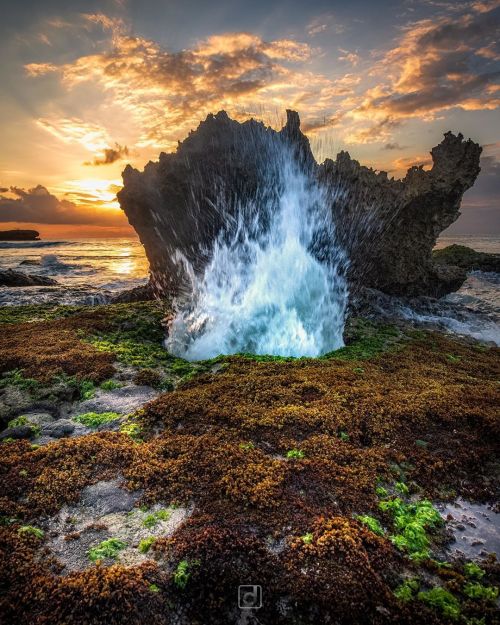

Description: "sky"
0 0 499 237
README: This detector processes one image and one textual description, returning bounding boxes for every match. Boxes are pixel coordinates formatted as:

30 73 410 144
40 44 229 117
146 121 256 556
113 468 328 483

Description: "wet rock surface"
441 499 500 560
71 385 158 417
433 245 500 274
119 110 481 299
0 268 58 287
47 480 191 573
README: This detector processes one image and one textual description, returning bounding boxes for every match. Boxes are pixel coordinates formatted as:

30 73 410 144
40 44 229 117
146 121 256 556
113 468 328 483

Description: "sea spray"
166 145 348 360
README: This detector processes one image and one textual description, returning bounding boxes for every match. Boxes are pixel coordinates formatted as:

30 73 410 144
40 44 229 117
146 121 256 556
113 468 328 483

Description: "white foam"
166 152 348 360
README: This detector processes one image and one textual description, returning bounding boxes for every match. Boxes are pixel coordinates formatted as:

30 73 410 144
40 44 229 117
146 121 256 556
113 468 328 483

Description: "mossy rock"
433 244 500 273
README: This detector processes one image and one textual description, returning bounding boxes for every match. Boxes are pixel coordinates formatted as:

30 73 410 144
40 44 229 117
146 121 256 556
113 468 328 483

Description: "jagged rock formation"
0 229 40 241
118 111 481 299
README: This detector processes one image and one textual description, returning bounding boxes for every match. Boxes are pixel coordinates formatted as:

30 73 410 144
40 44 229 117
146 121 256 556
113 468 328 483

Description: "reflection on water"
0 238 149 305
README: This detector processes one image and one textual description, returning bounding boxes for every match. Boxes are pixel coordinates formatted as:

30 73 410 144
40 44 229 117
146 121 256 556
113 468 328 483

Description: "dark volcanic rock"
0 229 40 241
318 131 481 297
0 425 34 440
118 111 481 298
111 282 155 303
433 244 500 274
41 419 75 438
0 269 58 287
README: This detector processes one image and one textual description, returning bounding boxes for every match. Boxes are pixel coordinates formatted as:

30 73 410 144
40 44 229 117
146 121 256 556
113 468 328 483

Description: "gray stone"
0 425 34 440
0 386 34 425
79 480 141 516
41 419 75 438
72 385 158 417
23 412 55 427
47 481 192 573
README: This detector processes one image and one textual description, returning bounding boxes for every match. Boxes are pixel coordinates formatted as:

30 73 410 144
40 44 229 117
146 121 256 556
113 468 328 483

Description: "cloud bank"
0 185 126 226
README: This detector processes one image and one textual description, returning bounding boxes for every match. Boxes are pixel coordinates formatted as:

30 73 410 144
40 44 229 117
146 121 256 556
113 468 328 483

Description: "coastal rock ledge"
118 110 481 299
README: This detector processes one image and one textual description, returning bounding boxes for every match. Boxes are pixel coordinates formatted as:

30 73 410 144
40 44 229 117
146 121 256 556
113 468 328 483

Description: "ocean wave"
40 254 77 271
400 307 500 346
0 241 71 249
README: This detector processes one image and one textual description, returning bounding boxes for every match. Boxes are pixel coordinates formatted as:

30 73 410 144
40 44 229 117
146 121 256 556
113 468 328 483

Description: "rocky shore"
0 300 498 624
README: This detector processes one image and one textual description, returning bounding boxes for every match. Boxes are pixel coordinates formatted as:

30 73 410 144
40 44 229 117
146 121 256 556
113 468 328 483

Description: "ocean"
0 238 149 306
0 235 498 345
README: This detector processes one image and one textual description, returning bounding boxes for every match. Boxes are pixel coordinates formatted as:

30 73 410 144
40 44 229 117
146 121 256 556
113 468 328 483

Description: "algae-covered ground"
0 301 499 625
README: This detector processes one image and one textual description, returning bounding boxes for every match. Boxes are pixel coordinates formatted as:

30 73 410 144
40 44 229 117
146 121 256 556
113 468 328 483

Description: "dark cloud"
383 142 405 150
0 185 125 225
349 4 500 141
84 143 129 166
417 8 500 50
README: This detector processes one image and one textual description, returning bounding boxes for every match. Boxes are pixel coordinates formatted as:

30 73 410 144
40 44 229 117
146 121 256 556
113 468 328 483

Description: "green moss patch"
73 412 122 429
87 537 127 562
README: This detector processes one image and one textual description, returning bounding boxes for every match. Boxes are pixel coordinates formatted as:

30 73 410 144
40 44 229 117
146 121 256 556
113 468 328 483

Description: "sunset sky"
1 0 499 237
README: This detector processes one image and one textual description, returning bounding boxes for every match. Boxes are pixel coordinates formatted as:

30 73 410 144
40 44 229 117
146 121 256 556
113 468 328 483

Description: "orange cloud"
24 62 59 76
36 118 111 152
342 3 500 142
26 21 352 149
22 5 500 156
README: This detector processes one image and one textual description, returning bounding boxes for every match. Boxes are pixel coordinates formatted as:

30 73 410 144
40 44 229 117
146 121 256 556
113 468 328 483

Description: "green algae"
323 318 404 360
463 563 485 579
138 536 156 553
173 559 200 590
143 508 171 529
463 583 499 603
73 412 122 429
7 416 40 437
100 379 123 391
18 525 44 539
0 369 39 392
286 448 305 460
356 515 385 536
379 497 443 560
87 538 126 562
0 304 84 325
394 578 420 602
418 587 461 620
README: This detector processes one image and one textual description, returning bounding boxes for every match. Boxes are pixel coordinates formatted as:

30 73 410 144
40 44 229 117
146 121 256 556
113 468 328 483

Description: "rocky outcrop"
110 282 155 304
118 111 481 299
0 269 57 287
319 133 481 297
0 229 40 241
433 244 500 274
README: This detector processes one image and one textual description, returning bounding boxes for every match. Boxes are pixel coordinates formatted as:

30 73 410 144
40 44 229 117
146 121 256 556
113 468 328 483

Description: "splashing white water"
166 150 348 360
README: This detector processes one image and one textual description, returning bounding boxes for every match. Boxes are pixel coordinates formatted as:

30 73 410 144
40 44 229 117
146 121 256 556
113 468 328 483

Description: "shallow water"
365 235 500 346
440 498 500 560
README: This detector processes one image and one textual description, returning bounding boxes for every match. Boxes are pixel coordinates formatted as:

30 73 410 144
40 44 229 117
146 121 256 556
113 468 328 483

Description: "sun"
54 179 123 211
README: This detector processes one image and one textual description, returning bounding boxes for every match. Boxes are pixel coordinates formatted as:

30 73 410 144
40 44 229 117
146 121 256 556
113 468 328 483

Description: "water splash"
166 147 348 360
